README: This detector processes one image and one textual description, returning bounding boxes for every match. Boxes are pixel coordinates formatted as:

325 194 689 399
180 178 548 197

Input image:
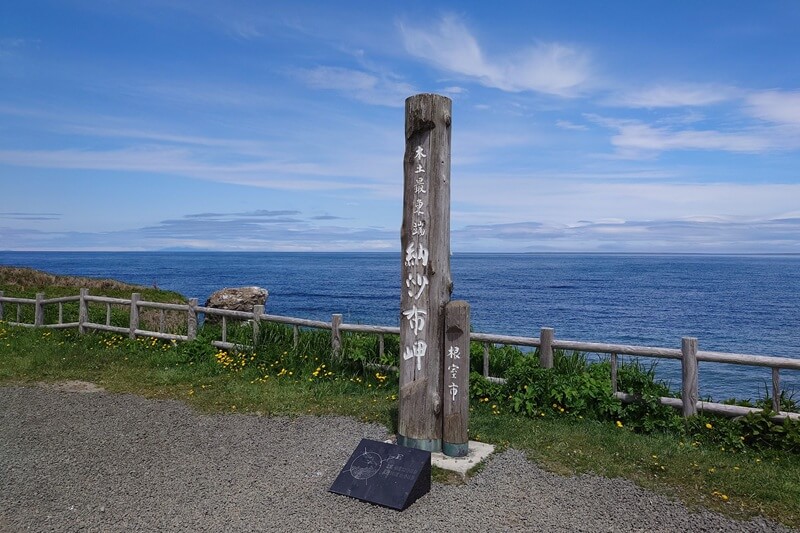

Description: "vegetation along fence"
2 289 798 422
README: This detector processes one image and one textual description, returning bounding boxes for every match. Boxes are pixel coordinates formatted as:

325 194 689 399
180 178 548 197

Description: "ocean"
1 251 798 403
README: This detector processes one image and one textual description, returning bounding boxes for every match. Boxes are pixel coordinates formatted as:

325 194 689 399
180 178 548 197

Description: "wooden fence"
1 289 798 421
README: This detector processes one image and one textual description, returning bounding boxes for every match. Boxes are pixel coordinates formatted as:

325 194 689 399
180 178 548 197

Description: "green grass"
2 323 798 528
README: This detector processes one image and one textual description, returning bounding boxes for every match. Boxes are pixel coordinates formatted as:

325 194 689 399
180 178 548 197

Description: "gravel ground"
1 384 795 533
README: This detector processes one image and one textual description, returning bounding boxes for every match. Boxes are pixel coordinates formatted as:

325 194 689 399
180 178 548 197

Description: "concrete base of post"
431 441 495 478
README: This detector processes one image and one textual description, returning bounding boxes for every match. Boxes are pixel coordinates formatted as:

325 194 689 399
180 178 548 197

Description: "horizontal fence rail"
1 289 798 421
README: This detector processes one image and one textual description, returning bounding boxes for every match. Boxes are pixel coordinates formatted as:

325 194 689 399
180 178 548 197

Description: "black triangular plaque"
329 438 431 511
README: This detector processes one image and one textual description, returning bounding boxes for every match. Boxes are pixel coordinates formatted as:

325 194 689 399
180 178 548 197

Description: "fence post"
187 298 198 340
482 342 490 378
443 300 470 457
34 292 44 327
78 288 88 334
681 337 698 417
252 305 264 347
0 290 5 321
540 327 554 369
331 313 342 359
293 325 299 350
610 352 618 394
129 293 140 340
378 334 385 360
772 368 781 413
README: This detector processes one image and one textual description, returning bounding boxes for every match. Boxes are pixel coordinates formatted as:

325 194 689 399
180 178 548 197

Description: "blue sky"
2 1 800 252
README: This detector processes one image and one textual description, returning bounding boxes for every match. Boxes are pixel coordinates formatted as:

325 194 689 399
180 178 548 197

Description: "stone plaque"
329 438 431 511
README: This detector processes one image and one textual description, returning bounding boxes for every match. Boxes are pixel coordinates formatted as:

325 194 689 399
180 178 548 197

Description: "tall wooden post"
443 300 470 457
398 93 452 452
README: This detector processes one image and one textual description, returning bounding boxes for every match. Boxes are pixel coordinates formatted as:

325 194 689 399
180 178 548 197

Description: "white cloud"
587 115 771 157
0 147 395 192
296 66 414 107
612 83 739 108
452 173 800 229
0 209 397 252
747 90 800 125
453 216 800 253
555 120 588 131
400 14 591 97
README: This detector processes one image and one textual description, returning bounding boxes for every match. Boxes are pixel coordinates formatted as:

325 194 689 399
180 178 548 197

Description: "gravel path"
1 384 794 533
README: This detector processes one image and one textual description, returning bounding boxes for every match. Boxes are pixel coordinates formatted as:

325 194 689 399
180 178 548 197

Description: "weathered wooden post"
331 313 342 359
610 352 618 394
540 327 554 369
78 288 88 334
187 298 198 340
772 368 781 413
681 337 699 417
34 292 44 327
398 93 452 452
443 300 470 457
253 304 264 347
129 293 140 340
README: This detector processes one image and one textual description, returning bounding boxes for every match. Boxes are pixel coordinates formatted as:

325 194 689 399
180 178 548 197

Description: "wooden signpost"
443 300 470 457
398 93 467 455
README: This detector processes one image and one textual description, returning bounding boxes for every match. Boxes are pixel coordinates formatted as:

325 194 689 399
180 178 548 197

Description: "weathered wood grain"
398 93 452 452
443 300 470 457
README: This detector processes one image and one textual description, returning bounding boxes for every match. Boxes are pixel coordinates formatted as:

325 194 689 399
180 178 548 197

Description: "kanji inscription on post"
398 93 452 453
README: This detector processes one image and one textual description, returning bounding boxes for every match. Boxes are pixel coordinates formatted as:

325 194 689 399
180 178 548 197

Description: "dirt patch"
38 380 105 393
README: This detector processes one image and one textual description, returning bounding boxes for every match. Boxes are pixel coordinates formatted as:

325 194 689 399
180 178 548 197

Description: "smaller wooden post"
58 302 63 325
772 368 781 413
610 353 618 394
129 293 140 340
252 305 264 347
158 310 166 333
187 298 198 340
106 303 112 326
78 288 88 334
34 292 44 327
681 337 699 417
540 327 554 369
293 325 299 349
378 334 385 360
443 301 470 457
482 343 490 378
222 316 227 343
0 290 4 321
331 313 342 359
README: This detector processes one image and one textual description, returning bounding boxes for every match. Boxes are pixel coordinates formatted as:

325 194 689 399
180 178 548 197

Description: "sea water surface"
1 251 798 402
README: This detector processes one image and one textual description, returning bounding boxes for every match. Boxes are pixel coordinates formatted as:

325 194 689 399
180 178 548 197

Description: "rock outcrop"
203 286 268 323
